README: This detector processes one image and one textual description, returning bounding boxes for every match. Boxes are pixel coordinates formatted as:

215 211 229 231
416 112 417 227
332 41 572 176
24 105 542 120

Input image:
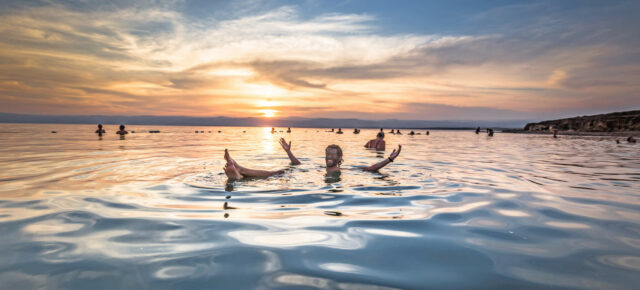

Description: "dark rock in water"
524 110 640 132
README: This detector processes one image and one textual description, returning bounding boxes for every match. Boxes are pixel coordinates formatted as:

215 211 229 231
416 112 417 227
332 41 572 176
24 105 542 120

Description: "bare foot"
224 149 243 171
223 163 243 180
224 149 233 164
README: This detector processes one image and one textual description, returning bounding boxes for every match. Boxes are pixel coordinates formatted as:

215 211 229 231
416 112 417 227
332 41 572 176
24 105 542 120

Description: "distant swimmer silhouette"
336 128 343 134
475 127 480 134
287 127 291 133
628 136 637 143
116 125 128 136
364 132 386 151
95 124 106 136
409 131 415 135
223 138 402 180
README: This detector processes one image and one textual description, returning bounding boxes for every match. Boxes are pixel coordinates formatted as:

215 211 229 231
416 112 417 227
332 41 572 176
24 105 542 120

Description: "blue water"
0 124 639 289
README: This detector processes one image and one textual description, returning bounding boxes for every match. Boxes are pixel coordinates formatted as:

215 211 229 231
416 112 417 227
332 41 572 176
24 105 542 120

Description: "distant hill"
524 110 640 132
0 112 530 129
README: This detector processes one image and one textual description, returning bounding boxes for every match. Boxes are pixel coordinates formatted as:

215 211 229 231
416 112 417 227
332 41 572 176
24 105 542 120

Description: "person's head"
325 144 343 168
98 124 103 129
377 132 385 139
119 125 125 130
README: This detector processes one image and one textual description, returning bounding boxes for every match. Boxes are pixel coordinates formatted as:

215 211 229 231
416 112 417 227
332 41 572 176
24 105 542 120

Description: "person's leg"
223 163 243 180
225 149 285 178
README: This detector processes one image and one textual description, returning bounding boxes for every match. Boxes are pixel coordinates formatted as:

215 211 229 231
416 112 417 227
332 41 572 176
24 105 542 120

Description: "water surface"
1 124 639 289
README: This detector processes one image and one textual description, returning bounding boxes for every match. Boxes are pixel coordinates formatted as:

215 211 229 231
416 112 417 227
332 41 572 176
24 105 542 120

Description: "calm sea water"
0 123 639 289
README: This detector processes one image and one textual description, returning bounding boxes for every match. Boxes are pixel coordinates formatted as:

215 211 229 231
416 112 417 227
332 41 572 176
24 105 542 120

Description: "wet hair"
377 132 385 138
119 125 125 130
98 124 103 128
325 144 343 166
325 144 343 157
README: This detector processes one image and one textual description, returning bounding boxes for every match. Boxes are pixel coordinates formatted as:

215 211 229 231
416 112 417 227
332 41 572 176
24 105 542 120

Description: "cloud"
0 0 638 120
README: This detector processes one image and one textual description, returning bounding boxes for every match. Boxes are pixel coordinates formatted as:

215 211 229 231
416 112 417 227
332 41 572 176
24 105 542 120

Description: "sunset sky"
1 0 639 120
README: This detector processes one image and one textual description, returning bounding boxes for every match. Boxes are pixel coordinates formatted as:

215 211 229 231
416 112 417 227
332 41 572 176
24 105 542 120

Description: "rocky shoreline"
521 110 640 133
501 129 637 137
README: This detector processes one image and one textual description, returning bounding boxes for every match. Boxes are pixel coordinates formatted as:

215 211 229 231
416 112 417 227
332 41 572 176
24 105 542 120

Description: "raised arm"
362 145 401 172
279 138 301 165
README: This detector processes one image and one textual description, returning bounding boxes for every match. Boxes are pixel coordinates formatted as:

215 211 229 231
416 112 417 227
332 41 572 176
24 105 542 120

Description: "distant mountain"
524 110 640 132
0 112 530 129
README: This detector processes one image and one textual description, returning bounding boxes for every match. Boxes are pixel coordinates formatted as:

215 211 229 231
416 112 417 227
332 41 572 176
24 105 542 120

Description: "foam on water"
0 124 639 289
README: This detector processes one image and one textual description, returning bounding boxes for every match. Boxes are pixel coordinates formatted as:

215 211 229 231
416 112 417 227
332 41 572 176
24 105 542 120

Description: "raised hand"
389 145 402 161
279 138 292 152
279 138 301 165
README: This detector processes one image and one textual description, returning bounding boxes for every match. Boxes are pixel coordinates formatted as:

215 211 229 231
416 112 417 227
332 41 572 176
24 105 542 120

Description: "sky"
0 0 639 121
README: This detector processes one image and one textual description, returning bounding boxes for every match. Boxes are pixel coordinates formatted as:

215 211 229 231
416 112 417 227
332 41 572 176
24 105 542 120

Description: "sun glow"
260 109 277 118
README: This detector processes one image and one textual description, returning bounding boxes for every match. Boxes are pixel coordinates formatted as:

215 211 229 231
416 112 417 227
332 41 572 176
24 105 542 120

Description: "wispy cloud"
0 0 638 119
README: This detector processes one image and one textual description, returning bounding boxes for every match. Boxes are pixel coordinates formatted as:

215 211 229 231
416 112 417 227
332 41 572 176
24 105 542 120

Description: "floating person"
271 127 276 134
389 129 395 134
488 128 494 137
426 131 430 136
337 128 343 134
95 124 106 136
364 132 386 151
409 131 415 135
353 128 360 134
218 130 221 133
616 139 620 144
223 138 402 180
287 127 291 133
330 128 335 132
51 131 57 133
552 128 558 138
195 130 199 133
396 130 402 135
628 136 637 143
380 128 384 132
475 127 480 134
116 125 128 135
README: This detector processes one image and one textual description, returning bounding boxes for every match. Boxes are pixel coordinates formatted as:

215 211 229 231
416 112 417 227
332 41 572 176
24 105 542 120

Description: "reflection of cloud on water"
229 229 366 250
268 273 401 290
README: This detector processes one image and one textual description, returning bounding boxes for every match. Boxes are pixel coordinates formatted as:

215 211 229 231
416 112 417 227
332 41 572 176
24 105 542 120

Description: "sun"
260 109 276 118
